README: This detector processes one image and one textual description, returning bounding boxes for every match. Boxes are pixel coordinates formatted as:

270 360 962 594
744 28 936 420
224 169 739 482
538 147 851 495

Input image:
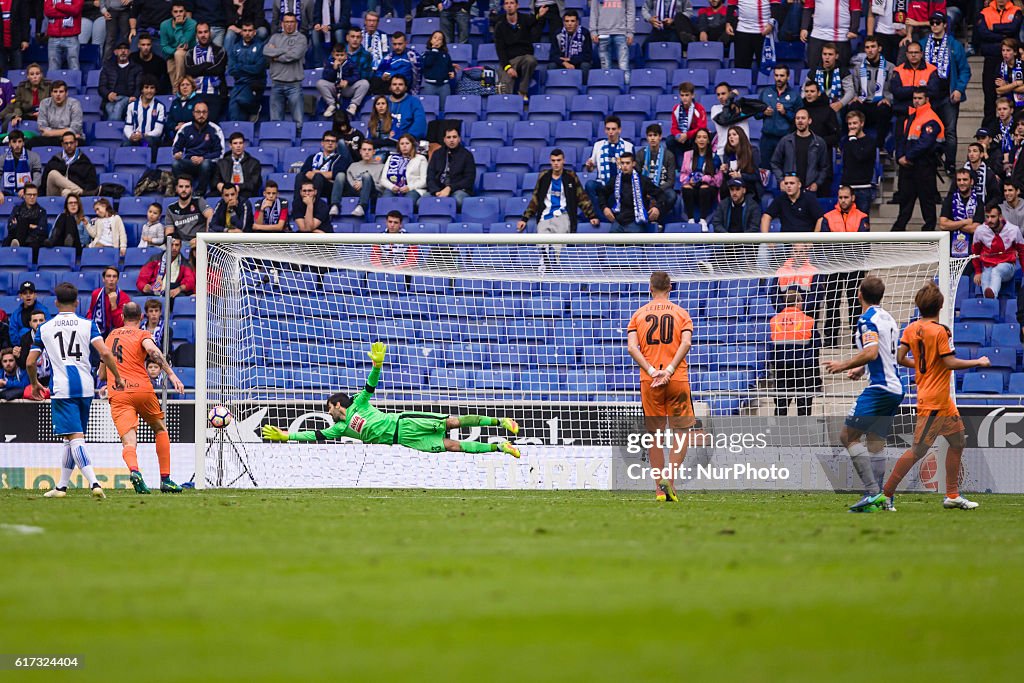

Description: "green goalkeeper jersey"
288 366 399 445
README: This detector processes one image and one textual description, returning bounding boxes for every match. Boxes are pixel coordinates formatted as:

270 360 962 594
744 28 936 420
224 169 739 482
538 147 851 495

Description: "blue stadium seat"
416 197 458 223
961 371 1005 396
646 42 683 71
533 42 551 62
172 296 197 318
257 121 297 149
65 271 99 294
502 196 529 220
119 271 140 293
465 146 493 171
448 43 472 64
37 248 75 271
0 271 12 294
0 247 32 273
119 196 154 219
83 146 111 172
511 120 551 148
1009 372 1024 396
612 94 653 125
526 94 568 123
444 95 483 125
99 172 136 191
113 146 153 175
476 43 499 67
960 298 1000 322
37 196 64 215
171 319 195 342
979 346 1018 371
23 271 56 293
467 119 508 147
403 222 443 234
544 69 584 98
686 41 725 71
80 247 122 272
93 120 123 142
672 68 711 94
587 69 626 98
375 196 414 218
482 172 520 199
50 70 82 93
418 95 440 119
219 121 255 142
552 120 593 148
629 68 669 97
716 67 754 90
992 323 1022 349
488 221 523 234
485 95 525 123
250 147 280 175
569 94 611 125
460 197 502 224
446 222 484 234
494 147 535 174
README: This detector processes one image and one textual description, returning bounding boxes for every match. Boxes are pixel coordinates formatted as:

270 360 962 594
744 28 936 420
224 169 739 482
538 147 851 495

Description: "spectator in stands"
210 184 255 232
0 0 28 73
7 281 52 344
638 123 678 219
758 65 798 168
519 148 599 270
185 22 228 121
993 97 1016 173
996 38 1024 114
590 0 633 83
131 33 171 95
848 36 894 152
426 127 475 211
319 30 372 118
1001 180 1024 227
14 309 51 390
45 194 87 254
891 42 939 135
965 142 1000 206
978 0 1023 126
294 130 348 205
976 126 996 164
800 80 839 153
123 75 166 161
45 0 84 71
761 173 824 233
420 31 456 107
0 131 43 203
585 115 634 212
361 11 389 70
711 177 760 232
33 81 85 149
224 0 269 54
892 88 944 232
335 139 384 218
552 9 593 81
387 75 427 140
99 40 143 122
768 290 821 416
371 211 419 268
252 179 290 231
86 198 129 255
130 0 173 55
801 0 859 69
940 169 984 258
332 111 366 157
265 12 309 130
1 64 51 130
866 0 900 63
165 175 213 252
728 0 781 70
0 312 9 350
311 0 349 66
137 201 165 249
171 101 224 196
213 132 262 202
101 0 131 63
840 110 876 212
770 108 829 197
87 266 131 336
294 179 333 233
367 95 396 148
271 0 314 36
696 0 728 43
642 0 696 45
531 0 563 40
372 32 420 95
719 125 760 199
160 2 197 91
227 20 267 123
146 359 165 390
973 203 1024 298
903 0 939 42
138 236 196 297
922 10 970 177
668 82 708 166
43 132 99 197
495 0 540 99
3 184 48 261
0 347 30 401
166 75 199 141
441 0 471 45
680 128 720 221
709 83 748 157
141 298 165 350
818 185 869 345
81 1 106 53
598 152 665 233
380 133 427 207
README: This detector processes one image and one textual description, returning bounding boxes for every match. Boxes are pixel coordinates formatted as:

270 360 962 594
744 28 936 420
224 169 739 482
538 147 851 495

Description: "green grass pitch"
1 489 1022 682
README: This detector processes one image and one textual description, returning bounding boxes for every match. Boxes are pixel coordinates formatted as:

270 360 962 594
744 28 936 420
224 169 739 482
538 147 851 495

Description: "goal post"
194 231 957 490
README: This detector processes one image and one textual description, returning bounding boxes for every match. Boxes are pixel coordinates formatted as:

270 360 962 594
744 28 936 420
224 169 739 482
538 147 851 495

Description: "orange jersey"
105 326 156 394
900 320 956 411
628 300 694 382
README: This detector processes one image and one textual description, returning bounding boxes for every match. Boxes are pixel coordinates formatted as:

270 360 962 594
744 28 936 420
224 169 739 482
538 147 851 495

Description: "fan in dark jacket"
425 128 476 210
801 81 840 152
839 110 878 214
41 139 99 198
212 133 263 202
711 179 761 233
3 190 48 262
551 10 592 80
597 153 667 233
98 42 144 122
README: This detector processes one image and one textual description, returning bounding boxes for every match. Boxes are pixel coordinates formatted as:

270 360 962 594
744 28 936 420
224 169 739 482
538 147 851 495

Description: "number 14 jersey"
628 300 694 383
33 312 102 399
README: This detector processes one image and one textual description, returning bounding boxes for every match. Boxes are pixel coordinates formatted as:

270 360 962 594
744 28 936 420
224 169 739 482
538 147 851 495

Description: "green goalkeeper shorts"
394 412 450 453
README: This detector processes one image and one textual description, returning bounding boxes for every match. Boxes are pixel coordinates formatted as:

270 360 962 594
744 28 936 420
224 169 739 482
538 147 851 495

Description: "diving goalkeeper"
261 343 522 458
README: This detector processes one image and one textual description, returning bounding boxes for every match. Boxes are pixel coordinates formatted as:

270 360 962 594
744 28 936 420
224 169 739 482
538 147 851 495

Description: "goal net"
195 232 959 490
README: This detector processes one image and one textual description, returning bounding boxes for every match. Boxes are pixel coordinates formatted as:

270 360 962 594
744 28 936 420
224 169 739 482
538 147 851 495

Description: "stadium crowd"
1 0 1024 402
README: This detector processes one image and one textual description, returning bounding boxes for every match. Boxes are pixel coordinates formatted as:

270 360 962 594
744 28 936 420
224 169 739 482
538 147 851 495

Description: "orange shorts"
641 378 696 426
109 391 165 437
914 407 964 445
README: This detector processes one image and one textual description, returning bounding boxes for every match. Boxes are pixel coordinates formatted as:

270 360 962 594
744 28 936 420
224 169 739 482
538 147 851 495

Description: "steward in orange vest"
893 88 944 232
890 49 939 117
768 291 822 417
820 187 869 347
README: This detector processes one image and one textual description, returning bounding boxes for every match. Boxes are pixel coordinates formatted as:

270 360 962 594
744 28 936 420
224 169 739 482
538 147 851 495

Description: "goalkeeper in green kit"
261 343 522 457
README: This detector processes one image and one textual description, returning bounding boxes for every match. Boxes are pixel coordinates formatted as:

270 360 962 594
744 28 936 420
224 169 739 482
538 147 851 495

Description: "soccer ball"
208 405 233 429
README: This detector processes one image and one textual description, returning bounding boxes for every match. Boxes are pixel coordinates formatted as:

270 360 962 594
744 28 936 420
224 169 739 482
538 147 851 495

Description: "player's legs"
445 415 519 435
136 393 179 492
44 438 75 497
442 438 520 457
48 398 104 498
940 426 978 509
843 388 902 508
398 414 519 457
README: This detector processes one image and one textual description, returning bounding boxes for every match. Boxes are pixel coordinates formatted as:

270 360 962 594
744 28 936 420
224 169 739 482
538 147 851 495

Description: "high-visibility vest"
823 205 869 232
906 102 945 142
770 307 816 344
892 62 937 88
776 259 818 291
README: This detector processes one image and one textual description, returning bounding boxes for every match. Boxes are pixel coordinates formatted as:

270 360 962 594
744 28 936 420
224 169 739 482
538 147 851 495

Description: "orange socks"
122 445 139 472
156 432 171 478
945 447 963 499
883 448 921 499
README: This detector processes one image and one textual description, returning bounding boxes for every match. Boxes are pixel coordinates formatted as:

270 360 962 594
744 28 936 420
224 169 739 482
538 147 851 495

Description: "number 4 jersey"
627 300 694 383
33 312 102 399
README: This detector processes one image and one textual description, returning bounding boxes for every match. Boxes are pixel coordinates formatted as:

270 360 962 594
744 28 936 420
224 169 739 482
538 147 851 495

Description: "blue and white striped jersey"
855 305 904 396
124 99 167 140
33 313 102 399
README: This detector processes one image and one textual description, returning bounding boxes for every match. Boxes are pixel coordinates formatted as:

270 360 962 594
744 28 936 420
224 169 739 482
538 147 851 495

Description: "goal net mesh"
199 236 962 489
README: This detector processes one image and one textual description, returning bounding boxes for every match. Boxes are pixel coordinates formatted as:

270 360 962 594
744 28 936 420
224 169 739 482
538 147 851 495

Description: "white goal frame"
193 231 951 489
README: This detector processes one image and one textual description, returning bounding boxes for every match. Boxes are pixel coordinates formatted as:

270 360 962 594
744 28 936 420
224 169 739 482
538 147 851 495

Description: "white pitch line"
0 524 45 535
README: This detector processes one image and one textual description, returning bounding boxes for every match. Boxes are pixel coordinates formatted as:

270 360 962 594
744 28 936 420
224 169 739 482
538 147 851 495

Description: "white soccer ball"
208 405 233 429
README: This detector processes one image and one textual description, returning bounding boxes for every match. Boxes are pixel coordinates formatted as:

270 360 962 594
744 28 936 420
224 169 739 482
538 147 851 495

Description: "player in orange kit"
627 271 696 502
882 283 990 511
100 302 186 494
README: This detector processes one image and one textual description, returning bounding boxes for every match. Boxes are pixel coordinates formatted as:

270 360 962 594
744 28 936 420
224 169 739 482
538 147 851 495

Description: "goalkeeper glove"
368 341 387 367
262 425 289 442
